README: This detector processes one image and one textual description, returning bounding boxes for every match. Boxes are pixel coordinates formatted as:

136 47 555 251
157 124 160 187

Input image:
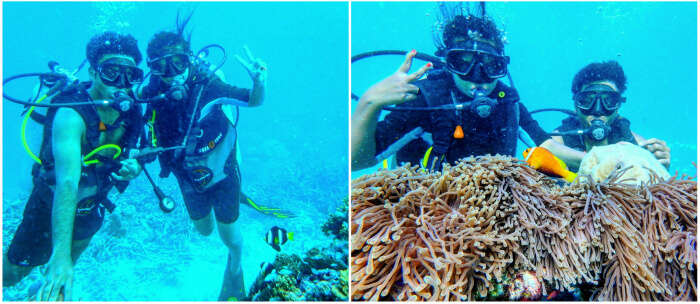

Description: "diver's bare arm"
540 138 586 170
351 98 384 170
351 51 431 171
631 132 647 144
632 132 671 168
234 45 267 107
50 109 86 264
247 78 265 107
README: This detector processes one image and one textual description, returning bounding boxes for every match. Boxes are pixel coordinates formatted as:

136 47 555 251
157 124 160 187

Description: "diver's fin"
240 193 297 218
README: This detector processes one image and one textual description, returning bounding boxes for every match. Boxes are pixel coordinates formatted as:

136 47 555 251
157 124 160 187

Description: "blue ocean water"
351 2 697 179
3 2 347 301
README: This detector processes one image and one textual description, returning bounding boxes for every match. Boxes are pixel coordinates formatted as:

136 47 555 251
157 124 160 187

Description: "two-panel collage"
0 1 697 302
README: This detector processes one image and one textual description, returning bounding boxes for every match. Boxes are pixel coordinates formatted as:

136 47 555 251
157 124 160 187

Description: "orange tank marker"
453 125 464 139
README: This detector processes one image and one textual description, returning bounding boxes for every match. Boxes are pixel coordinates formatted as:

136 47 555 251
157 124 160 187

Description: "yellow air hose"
82 144 121 165
21 94 49 164
22 94 122 166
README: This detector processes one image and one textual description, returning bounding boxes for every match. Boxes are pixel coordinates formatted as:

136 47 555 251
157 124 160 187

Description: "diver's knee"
193 213 215 236
217 221 242 252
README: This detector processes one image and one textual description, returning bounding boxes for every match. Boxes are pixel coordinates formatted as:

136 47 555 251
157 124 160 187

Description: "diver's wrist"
358 97 384 114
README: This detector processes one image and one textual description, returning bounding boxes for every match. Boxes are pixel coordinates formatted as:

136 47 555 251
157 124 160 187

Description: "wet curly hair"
147 11 194 60
571 60 627 94
442 14 504 52
86 31 141 67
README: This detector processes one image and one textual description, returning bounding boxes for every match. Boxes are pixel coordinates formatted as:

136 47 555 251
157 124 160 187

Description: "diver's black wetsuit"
7 83 143 267
141 65 250 223
375 70 550 166
555 115 638 151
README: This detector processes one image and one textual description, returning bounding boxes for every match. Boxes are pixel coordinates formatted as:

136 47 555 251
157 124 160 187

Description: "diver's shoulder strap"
38 87 101 167
415 73 452 108
559 116 586 151
413 75 454 156
610 116 637 145
496 80 519 103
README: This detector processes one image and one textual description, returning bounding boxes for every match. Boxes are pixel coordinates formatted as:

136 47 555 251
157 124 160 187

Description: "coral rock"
578 142 670 185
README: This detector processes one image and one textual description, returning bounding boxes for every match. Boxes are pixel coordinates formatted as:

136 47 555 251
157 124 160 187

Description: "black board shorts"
7 185 105 267
174 166 241 224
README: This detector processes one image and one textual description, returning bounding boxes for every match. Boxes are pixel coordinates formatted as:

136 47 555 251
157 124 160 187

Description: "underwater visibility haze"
3 2 348 301
351 1 697 178
350 2 696 301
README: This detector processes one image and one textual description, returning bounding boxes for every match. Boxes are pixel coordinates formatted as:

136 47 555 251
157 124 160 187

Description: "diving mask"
445 41 509 79
96 58 144 89
148 53 191 77
574 84 624 116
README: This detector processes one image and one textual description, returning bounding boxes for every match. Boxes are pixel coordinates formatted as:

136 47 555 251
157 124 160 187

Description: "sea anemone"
350 155 696 301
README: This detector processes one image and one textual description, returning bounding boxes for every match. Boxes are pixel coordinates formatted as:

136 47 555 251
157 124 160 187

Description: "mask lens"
99 64 122 82
124 66 144 83
574 92 597 110
599 92 621 110
575 91 621 111
576 91 620 116
170 54 189 72
446 49 508 78
151 58 169 75
446 50 475 75
149 53 189 77
98 63 143 88
481 53 508 78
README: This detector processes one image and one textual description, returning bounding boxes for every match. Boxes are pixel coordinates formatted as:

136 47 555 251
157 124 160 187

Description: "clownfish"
522 147 577 183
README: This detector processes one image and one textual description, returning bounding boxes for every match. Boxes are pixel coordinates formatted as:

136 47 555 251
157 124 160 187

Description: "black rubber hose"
3 72 57 104
351 50 444 67
196 44 227 75
529 108 577 116
4 72 158 107
351 50 445 101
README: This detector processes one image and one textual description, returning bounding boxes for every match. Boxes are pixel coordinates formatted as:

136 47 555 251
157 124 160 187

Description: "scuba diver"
137 12 267 300
351 3 572 171
539 60 671 171
2 32 145 301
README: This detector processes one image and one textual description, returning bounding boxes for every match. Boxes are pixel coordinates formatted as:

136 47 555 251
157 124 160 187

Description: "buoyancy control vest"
400 70 520 167
33 82 142 212
145 66 239 192
558 115 638 151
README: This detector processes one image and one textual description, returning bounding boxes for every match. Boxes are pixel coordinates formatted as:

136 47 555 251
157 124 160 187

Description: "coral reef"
322 198 349 241
245 200 349 301
578 142 670 185
351 155 696 301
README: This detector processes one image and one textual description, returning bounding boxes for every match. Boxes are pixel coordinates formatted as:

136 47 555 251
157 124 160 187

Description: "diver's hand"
359 50 433 108
235 45 267 85
640 138 671 168
38 257 73 301
111 158 142 181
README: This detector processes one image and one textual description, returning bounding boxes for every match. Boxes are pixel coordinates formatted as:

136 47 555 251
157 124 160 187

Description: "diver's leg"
192 211 215 236
3 237 91 288
2 254 34 287
214 164 244 300
176 172 216 236
238 192 249 205
70 237 93 263
4 189 52 287
216 221 244 300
